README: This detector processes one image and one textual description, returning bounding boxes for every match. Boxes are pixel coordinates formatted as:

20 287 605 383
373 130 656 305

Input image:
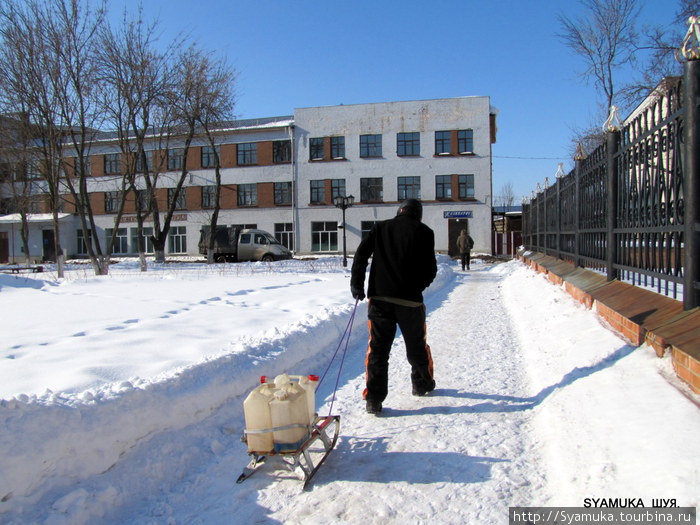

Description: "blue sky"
113 0 678 203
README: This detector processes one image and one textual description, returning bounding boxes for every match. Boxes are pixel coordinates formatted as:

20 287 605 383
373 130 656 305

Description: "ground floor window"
77 229 92 255
106 227 129 254
311 221 337 252
130 227 154 254
168 226 187 253
275 223 294 251
360 221 379 240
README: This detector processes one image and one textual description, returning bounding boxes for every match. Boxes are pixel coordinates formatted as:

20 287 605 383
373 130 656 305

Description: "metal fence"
522 61 700 310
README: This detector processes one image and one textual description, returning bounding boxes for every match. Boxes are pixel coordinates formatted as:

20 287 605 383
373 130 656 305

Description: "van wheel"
262 254 274 262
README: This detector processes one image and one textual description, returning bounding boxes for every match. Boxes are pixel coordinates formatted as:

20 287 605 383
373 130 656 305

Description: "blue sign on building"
443 211 473 219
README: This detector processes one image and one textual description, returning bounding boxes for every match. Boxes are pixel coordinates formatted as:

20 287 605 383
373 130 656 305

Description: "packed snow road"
2 258 698 524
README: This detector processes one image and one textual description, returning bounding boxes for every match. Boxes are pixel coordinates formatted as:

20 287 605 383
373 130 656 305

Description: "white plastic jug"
243 382 275 453
269 377 310 453
298 374 319 422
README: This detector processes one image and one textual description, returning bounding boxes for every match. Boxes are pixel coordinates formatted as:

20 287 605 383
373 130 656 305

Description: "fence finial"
574 142 586 161
680 16 700 62
603 105 621 132
555 162 566 178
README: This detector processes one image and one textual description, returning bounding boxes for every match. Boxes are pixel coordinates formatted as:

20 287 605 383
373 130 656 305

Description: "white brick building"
0 97 497 262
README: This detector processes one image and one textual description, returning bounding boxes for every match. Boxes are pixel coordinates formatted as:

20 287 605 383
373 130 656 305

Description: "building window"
136 189 150 212
331 136 345 159
435 131 451 155
360 134 382 158
77 229 92 256
360 177 383 202
168 226 187 253
361 220 379 240
106 227 129 254
201 146 220 168
237 143 257 165
458 129 474 154
436 175 452 199
105 191 120 213
202 185 217 208
397 132 420 156
331 179 346 200
309 137 324 160
135 150 153 173
168 188 186 210
273 140 291 163
311 221 338 252
398 176 421 200
274 181 292 205
275 223 294 251
104 153 120 174
238 183 257 206
458 174 475 198
168 148 184 171
131 226 153 253
310 180 324 204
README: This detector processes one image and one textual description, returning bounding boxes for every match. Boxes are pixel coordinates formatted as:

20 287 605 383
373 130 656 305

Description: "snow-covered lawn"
1 256 697 524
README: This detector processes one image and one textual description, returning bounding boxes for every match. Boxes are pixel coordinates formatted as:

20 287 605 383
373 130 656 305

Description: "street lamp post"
333 194 354 267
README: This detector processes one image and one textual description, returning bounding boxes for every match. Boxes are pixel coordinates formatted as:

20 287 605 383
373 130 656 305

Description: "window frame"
458 129 474 154
237 143 257 165
237 183 257 206
201 145 220 168
168 148 184 171
398 176 421 200
274 181 292 205
311 221 338 252
168 187 187 210
458 174 475 199
435 131 451 155
397 132 420 156
104 153 121 175
360 177 383 202
273 140 292 163
436 175 452 199
309 137 324 160
310 180 325 204
330 136 345 159
360 134 382 158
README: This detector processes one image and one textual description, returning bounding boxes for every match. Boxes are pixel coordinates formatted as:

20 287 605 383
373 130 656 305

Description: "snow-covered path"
2 259 698 524
110 265 548 524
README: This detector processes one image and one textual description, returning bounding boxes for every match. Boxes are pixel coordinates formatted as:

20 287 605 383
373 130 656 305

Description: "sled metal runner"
237 414 340 490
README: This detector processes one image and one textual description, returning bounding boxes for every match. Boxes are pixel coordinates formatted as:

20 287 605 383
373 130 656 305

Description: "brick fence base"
518 250 700 395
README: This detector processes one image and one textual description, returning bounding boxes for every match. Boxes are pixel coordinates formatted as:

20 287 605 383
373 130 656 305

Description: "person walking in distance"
350 199 438 415
456 229 474 271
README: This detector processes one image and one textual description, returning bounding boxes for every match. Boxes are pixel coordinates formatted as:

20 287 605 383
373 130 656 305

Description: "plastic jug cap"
274 373 289 388
273 389 288 401
308 375 319 382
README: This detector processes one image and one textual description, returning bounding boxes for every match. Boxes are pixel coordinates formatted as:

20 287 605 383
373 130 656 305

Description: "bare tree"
494 182 516 209
148 45 236 263
559 0 641 113
97 7 179 271
622 0 700 105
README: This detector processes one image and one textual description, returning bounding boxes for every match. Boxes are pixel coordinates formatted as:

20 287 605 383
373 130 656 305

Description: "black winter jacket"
351 212 437 304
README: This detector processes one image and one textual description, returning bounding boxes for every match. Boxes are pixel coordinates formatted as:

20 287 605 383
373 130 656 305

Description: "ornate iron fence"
522 61 700 310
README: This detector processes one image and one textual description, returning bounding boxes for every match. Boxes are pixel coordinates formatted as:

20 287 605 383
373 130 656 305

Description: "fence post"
605 129 620 281
684 59 700 309
574 151 583 268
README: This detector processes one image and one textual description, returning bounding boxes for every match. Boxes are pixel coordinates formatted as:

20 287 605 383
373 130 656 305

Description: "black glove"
351 285 365 301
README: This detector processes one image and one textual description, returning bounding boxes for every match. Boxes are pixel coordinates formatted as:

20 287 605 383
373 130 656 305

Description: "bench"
0 265 44 274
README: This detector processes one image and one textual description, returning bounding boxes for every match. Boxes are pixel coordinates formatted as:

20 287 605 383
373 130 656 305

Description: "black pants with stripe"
364 299 434 404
